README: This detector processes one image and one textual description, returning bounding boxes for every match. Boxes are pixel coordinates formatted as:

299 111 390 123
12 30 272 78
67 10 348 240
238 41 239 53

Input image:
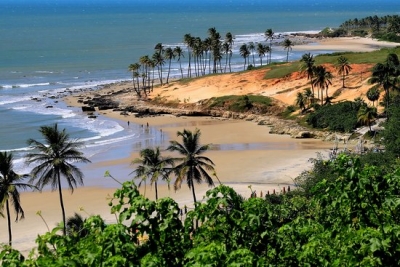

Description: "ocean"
1 0 399 186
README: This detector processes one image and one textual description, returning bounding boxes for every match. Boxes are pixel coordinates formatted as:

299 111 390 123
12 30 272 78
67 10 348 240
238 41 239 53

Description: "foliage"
3 155 400 265
206 94 272 113
383 101 400 156
306 100 362 132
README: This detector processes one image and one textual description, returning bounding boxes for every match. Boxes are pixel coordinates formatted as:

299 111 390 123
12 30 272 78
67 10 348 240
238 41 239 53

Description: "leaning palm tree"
167 129 217 208
0 152 36 246
312 65 333 105
300 53 316 97
25 123 91 236
335 56 352 88
131 147 174 200
283 38 293 62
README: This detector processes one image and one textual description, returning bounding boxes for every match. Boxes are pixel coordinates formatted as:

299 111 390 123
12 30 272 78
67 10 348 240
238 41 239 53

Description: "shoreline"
2 35 396 253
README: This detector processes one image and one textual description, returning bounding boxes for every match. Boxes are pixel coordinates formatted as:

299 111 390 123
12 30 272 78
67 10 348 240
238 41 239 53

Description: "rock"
295 131 313 138
82 106 96 112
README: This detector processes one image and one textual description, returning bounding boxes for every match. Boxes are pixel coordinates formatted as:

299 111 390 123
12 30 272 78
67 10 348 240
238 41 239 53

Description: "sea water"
1 0 399 186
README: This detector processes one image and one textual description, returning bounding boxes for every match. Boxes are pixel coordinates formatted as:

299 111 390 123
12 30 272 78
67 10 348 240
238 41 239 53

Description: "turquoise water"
0 0 399 185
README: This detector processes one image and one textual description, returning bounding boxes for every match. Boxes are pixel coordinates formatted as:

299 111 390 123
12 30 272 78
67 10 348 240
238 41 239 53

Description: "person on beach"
128 121 130 126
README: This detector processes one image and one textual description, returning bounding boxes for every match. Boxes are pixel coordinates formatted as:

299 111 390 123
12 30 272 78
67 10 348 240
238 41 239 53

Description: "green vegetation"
3 153 400 265
306 101 363 132
206 94 272 113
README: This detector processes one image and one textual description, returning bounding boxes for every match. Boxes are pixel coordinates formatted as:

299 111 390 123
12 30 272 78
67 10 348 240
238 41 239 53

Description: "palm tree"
128 63 141 97
167 129 217 208
239 44 250 70
300 53 316 97
303 87 315 109
283 38 293 62
183 34 194 78
222 42 231 72
335 56 352 88
312 65 333 105
295 92 306 112
173 46 185 79
152 51 165 85
0 152 35 246
225 32 234 72
357 105 378 132
131 147 174 200
248 42 256 66
25 123 91 235
164 47 175 84
366 86 381 106
265 29 274 64
256 43 267 66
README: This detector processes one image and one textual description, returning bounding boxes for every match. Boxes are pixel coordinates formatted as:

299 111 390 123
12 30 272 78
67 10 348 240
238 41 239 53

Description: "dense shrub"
306 101 361 132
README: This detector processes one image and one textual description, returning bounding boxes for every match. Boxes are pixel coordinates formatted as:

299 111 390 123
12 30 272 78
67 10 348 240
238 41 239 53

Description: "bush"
306 101 360 132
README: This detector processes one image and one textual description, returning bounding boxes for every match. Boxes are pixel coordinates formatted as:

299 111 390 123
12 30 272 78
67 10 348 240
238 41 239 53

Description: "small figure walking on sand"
146 122 149 128
127 121 130 126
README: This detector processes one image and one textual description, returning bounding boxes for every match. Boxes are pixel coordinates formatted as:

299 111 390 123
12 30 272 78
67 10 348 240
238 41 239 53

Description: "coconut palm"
295 92 306 112
366 86 381 106
335 56 352 88
225 32 234 72
131 147 174 200
152 51 165 85
128 63 141 97
0 152 36 246
164 47 175 84
265 28 274 64
173 46 185 79
167 129 217 208
183 34 194 78
248 42 256 66
25 123 91 235
300 53 316 97
303 87 315 109
256 43 267 66
312 65 333 105
283 38 293 62
357 105 378 132
222 42 231 72
239 44 250 70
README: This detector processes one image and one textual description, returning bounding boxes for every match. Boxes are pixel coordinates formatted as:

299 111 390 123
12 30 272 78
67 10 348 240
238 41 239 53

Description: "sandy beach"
1 36 398 254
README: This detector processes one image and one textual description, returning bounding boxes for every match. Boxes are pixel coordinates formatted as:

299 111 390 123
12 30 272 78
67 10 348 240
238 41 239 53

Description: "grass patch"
262 46 400 80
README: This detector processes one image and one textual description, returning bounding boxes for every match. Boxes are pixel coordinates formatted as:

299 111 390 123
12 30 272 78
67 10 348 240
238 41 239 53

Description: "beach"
1 36 399 254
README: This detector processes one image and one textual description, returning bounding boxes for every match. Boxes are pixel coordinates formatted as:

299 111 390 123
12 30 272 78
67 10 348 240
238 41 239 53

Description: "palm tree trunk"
57 172 67 235
179 61 183 79
191 181 198 229
155 181 158 201
167 59 171 84
6 200 12 246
